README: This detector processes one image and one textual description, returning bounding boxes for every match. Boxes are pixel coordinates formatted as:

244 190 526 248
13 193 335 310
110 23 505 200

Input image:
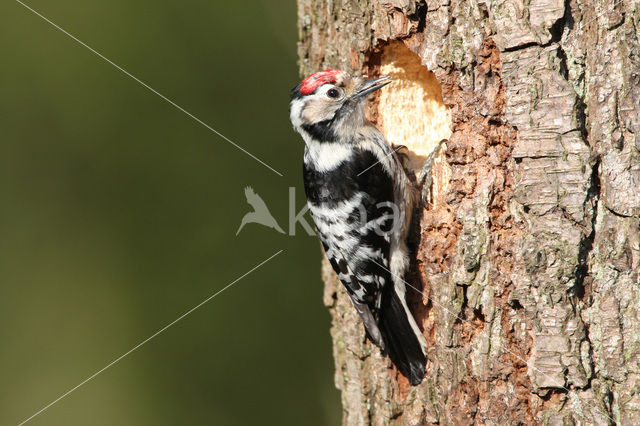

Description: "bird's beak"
352 76 391 99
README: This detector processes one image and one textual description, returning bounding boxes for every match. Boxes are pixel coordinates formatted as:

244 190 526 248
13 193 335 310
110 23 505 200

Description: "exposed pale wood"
299 0 640 423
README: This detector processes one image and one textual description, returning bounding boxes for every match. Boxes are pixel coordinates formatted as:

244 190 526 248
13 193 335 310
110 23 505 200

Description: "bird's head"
289 69 390 142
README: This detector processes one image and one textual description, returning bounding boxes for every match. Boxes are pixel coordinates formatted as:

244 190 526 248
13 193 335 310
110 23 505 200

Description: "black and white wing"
304 149 393 337
304 145 427 385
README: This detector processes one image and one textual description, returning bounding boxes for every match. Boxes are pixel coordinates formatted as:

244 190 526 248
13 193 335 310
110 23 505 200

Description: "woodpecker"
289 69 428 385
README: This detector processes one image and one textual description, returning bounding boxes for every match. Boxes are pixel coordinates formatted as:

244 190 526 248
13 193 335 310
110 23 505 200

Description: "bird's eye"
327 88 340 98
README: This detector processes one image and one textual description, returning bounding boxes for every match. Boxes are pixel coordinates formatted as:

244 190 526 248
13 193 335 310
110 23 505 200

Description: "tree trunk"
296 0 640 424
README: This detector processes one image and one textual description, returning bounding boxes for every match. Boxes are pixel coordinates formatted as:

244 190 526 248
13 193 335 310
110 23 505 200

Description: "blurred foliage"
0 0 340 424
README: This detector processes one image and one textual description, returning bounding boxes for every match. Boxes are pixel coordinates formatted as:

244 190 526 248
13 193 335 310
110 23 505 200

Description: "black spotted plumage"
303 145 426 384
291 69 427 385
303 148 393 206
304 148 393 308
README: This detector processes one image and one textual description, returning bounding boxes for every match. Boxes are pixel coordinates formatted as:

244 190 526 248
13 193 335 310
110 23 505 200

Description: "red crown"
299 69 342 95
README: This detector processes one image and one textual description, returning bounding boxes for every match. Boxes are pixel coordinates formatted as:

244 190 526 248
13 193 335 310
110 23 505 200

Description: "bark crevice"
298 0 640 423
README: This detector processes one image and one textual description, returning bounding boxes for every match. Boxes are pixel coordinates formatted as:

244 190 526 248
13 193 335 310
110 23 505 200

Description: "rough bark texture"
296 0 640 424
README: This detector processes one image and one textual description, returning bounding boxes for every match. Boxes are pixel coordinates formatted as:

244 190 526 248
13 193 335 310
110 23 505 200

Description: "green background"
1 0 341 424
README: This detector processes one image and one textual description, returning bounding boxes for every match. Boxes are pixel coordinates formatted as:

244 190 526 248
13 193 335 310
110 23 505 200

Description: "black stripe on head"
301 118 338 142
290 80 331 100
290 84 304 100
300 99 357 143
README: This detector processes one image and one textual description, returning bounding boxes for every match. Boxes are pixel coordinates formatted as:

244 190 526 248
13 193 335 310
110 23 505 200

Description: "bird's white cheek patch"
290 99 305 130
302 99 338 124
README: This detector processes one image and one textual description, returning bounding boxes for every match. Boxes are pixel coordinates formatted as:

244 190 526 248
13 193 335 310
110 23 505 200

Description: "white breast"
304 141 353 172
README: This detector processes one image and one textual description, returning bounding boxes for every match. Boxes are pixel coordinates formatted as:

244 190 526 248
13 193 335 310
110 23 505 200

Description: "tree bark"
296 0 640 424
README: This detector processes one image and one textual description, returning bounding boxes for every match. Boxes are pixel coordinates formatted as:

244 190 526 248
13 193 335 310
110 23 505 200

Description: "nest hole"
376 41 452 173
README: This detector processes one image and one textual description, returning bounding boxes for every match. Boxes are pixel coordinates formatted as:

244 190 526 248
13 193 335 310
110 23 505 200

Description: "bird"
289 69 428 385
236 186 284 235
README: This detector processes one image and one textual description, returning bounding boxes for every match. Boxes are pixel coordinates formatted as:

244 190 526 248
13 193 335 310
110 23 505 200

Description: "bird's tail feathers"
379 284 427 386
